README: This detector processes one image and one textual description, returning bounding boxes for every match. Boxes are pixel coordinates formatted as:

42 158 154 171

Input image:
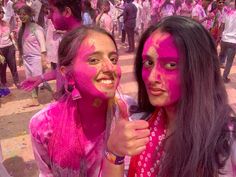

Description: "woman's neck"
77 95 108 140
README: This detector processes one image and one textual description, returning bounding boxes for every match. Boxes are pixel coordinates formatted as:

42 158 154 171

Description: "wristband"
104 149 125 165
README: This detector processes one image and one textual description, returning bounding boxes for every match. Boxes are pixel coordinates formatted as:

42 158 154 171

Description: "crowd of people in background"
0 0 236 176
0 0 235 100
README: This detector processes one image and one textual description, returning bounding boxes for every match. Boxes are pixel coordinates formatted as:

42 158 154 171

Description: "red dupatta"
128 109 167 177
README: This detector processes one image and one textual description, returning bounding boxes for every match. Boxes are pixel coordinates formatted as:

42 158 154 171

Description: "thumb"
117 98 129 120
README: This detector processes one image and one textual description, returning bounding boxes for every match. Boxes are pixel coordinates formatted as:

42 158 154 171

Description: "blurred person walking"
17 5 47 106
219 0 236 83
0 5 19 89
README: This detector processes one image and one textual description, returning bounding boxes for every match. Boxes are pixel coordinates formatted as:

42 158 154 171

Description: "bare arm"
20 70 56 91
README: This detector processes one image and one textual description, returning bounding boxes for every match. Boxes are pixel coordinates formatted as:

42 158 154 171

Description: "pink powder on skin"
142 31 181 109
48 4 80 31
73 33 121 101
47 32 121 171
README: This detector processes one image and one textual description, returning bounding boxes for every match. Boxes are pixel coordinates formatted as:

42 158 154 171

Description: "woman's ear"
62 6 72 17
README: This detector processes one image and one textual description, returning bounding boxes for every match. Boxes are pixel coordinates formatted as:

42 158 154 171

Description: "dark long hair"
135 16 236 177
49 0 82 22
17 5 34 56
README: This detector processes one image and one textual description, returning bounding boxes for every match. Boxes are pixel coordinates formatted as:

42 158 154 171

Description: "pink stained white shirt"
29 94 136 177
29 101 106 177
96 13 113 34
0 22 13 48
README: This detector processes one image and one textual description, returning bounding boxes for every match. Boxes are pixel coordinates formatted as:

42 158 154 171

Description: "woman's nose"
102 59 114 72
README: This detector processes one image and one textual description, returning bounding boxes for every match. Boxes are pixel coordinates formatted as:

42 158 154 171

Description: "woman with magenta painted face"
102 16 236 177
29 26 140 176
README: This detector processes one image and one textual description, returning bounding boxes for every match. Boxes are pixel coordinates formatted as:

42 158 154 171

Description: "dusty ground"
0 40 236 176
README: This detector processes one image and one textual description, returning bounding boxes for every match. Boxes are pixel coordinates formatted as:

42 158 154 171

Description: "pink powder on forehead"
156 35 179 60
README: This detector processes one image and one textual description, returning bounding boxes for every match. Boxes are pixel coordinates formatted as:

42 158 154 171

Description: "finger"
133 145 146 155
117 99 128 120
134 137 149 148
134 129 150 139
126 144 147 156
130 120 149 130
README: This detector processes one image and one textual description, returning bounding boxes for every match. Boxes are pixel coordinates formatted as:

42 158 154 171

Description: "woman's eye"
164 62 177 70
143 59 154 68
88 58 100 65
110 57 118 65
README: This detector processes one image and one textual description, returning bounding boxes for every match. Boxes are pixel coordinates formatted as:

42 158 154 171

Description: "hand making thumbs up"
107 99 150 157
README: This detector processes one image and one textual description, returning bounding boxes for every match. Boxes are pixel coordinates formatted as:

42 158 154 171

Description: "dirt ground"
0 68 55 177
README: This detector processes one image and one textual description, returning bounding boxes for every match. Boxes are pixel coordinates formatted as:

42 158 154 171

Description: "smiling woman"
17 5 48 107
29 26 136 177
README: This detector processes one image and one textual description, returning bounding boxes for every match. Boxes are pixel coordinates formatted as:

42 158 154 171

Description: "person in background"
218 0 236 83
101 16 236 177
82 0 95 25
3 0 14 23
192 0 215 30
141 0 151 31
96 0 113 33
209 0 225 44
180 0 194 17
123 0 137 53
20 0 82 92
159 0 175 18
133 0 142 36
17 5 47 106
0 5 20 90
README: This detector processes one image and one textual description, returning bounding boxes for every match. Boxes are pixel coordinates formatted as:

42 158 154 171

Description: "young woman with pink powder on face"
102 16 236 177
29 26 144 177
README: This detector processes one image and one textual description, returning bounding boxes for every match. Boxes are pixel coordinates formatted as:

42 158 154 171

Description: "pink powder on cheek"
156 35 181 105
142 68 151 85
164 73 181 105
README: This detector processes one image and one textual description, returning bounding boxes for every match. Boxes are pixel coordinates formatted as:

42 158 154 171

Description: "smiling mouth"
99 79 113 84
96 78 116 89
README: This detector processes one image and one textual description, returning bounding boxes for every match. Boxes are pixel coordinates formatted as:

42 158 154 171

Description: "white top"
96 13 113 33
160 4 175 18
0 22 13 48
192 4 207 27
27 0 42 22
181 3 194 17
46 19 62 63
221 10 236 44
3 1 14 23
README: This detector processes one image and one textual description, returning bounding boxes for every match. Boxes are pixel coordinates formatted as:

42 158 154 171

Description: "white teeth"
100 80 113 84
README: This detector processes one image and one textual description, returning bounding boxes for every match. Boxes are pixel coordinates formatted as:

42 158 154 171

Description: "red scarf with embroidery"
128 109 167 177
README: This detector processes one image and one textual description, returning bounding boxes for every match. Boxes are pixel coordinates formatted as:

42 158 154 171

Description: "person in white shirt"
96 0 113 34
3 0 14 23
218 0 236 83
0 6 19 88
